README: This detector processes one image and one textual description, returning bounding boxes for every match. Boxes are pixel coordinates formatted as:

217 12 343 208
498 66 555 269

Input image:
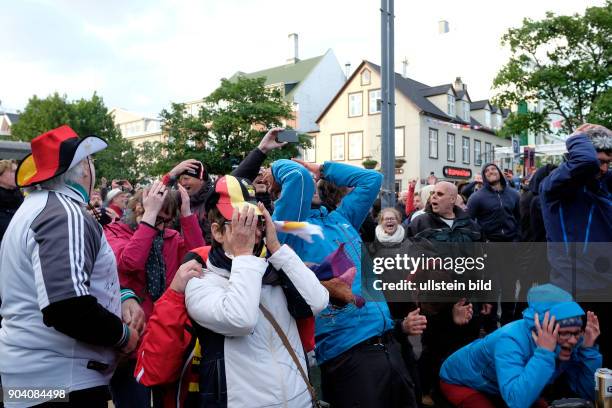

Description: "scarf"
375 224 405 244
0 187 24 210
145 230 166 301
208 246 279 285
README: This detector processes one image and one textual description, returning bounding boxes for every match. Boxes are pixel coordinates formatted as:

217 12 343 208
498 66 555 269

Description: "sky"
0 0 604 118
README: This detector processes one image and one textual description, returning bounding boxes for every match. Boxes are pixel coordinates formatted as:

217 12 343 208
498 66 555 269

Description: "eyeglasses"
224 215 266 231
558 330 583 341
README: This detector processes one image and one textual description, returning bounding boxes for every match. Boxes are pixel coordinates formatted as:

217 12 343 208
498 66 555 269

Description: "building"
313 60 511 191
110 107 164 146
185 34 346 134
0 112 20 137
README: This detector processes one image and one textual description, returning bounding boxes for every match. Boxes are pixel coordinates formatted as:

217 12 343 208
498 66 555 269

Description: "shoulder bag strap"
259 304 317 405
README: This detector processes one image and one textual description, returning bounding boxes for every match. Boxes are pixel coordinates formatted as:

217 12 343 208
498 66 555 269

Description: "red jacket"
135 246 211 408
104 214 205 319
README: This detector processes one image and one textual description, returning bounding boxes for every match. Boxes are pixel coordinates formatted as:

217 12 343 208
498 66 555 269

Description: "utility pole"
380 0 396 209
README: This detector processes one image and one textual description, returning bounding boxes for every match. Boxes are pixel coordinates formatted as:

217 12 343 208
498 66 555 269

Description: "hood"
522 284 584 330
529 164 557 195
481 163 506 190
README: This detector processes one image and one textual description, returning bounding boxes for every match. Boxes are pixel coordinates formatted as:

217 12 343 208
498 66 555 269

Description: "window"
474 140 482 166
394 180 402 194
348 132 363 160
463 101 470 122
429 128 438 159
447 133 455 162
462 136 470 164
348 92 363 117
485 109 491 127
361 69 371 86
331 134 345 161
303 136 316 162
485 142 492 163
395 127 405 157
369 89 381 114
447 94 455 117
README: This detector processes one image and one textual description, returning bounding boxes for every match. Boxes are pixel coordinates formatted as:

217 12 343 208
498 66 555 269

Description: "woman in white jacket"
185 175 329 408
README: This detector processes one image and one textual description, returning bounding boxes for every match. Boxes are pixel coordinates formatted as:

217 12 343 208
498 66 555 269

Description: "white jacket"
185 244 328 408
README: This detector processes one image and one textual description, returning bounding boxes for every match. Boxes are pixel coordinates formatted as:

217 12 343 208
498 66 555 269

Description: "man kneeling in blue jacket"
439 284 601 408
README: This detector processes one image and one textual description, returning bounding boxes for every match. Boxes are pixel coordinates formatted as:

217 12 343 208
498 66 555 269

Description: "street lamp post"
380 0 396 208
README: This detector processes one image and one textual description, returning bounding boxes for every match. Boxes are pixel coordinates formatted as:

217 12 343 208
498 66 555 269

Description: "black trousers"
320 336 417 408
34 386 109 407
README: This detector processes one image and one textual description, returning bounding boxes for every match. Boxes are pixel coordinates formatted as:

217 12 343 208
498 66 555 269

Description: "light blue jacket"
440 284 602 408
271 159 394 363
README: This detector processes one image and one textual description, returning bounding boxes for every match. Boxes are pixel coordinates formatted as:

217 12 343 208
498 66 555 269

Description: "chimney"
344 62 351 78
402 57 409 78
287 33 299 64
438 20 449 34
453 76 466 92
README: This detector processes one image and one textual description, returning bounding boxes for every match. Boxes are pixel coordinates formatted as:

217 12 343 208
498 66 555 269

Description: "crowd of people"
0 122 610 408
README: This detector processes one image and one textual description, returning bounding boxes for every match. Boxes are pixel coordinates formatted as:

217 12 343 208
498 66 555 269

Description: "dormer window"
447 94 455 117
361 69 371 86
485 109 491 127
463 101 470 122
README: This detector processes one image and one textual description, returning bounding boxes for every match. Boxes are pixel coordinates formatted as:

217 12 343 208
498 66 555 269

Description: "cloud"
0 0 605 115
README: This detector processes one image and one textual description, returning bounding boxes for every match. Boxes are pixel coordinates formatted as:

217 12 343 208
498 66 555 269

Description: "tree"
154 76 310 176
10 92 141 182
493 1 611 135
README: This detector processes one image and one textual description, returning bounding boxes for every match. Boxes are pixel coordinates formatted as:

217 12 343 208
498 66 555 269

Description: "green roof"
229 54 324 100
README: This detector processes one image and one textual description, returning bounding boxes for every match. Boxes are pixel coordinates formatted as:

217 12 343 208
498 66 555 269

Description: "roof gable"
471 100 491 111
228 54 325 99
421 84 454 97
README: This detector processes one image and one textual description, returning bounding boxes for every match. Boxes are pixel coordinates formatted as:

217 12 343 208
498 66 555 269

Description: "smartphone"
276 130 299 143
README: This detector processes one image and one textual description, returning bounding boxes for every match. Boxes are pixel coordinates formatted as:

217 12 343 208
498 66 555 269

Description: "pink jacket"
104 214 205 319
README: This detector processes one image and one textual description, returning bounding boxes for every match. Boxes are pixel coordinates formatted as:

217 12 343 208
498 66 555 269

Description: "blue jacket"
467 163 521 241
440 284 602 408
271 160 394 363
539 134 612 291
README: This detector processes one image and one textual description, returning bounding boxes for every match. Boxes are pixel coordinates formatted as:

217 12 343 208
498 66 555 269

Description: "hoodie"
467 163 521 242
539 133 612 292
440 284 601 408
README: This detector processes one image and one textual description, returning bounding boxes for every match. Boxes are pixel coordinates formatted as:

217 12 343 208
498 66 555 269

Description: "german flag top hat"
16 125 108 187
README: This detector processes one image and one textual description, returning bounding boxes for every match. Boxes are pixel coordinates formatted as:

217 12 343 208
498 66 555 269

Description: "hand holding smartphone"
276 130 299 143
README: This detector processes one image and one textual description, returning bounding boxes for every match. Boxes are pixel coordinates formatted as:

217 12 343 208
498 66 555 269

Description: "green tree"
155 76 309 176
493 1 612 135
10 92 140 181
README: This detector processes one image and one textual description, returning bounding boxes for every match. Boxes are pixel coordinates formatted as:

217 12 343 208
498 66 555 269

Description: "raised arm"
271 159 315 222
540 134 600 200
323 162 383 230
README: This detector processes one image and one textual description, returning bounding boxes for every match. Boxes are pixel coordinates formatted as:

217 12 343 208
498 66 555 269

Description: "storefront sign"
443 166 472 178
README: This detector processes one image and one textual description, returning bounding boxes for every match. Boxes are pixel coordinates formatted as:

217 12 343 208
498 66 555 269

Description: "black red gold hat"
16 125 107 187
205 175 262 220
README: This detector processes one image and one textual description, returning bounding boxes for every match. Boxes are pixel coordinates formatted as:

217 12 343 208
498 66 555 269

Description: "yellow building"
313 60 511 191
110 107 165 147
